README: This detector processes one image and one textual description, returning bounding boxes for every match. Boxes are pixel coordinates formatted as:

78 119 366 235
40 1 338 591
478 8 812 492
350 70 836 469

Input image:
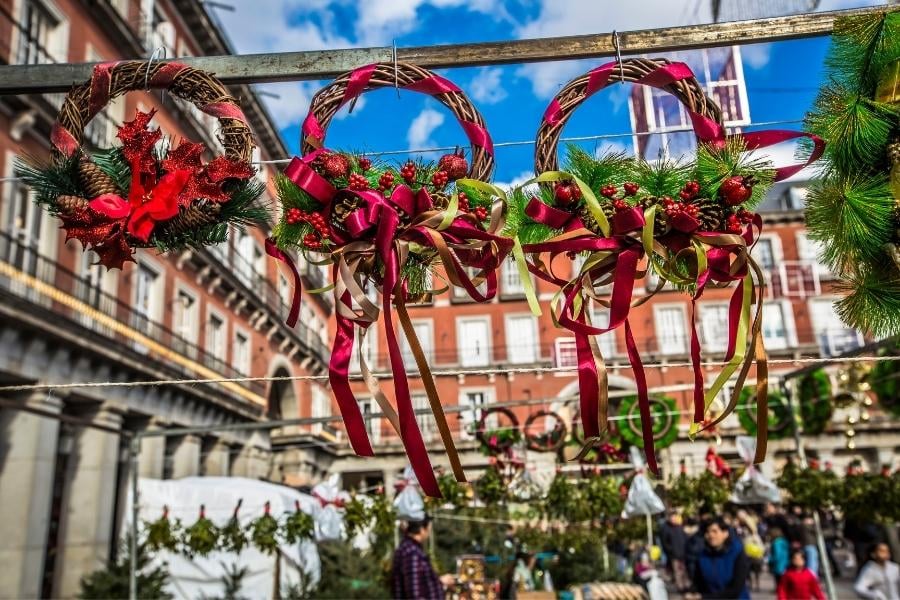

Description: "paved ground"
665 573 859 599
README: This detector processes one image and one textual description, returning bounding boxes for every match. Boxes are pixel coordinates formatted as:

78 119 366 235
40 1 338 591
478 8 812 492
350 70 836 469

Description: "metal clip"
612 31 625 84
144 46 167 91
393 39 400 98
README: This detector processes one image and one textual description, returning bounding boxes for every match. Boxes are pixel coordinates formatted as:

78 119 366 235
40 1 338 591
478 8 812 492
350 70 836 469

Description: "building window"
459 390 493 440
358 397 381 444
502 256 524 296
452 266 487 301
232 330 250 375
278 272 291 310
796 232 832 280
234 230 262 288
350 324 377 372
654 305 688 355
809 298 864 357
311 384 331 435
753 238 776 270
554 338 578 368
401 320 434 373
206 313 226 362
457 317 491 367
505 314 538 364
412 393 435 441
699 303 730 353
173 288 198 344
589 307 618 358
762 302 791 351
134 263 161 333
17 0 63 65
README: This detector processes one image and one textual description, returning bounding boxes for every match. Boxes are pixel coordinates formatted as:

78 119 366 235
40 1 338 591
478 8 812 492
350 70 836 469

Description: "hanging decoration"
515 57 823 474
869 341 900 417
393 466 426 521
622 447 665 518
616 395 679 451
219 499 249 554
523 410 568 452
311 475 349 542
474 463 509 507
804 11 900 337
145 506 181 553
731 435 782 505
249 501 280 555
737 387 794 440
797 368 834 435
267 63 521 497
182 504 219 558
777 460 840 511
835 361 876 449
17 61 266 269
475 407 522 455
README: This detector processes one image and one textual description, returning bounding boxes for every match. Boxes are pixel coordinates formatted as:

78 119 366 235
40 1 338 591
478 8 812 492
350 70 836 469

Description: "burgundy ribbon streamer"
265 238 302 327
625 319 658 475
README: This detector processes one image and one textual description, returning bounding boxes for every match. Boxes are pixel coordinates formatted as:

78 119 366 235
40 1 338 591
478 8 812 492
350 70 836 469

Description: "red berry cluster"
473 206 488 221
678 180 701 201
554 182 582 205
600 182 640 201
662 196 699 218
623 182 639 196
348 173 369 191
400 162 416 183
613 199 630 212
285 208 330 249
736 208 755 224
358 157 372 172
378 171 395 192
457 191 470 212
726 214 744 234
600 184 618 198
431 170 449 188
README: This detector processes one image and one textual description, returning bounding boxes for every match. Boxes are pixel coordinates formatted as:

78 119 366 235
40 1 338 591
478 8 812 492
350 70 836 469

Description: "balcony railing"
0 231 266 396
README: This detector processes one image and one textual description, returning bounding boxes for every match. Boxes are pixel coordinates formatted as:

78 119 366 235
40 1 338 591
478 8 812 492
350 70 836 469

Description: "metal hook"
612 31 625 84
144 46 167 91
392 39 400 99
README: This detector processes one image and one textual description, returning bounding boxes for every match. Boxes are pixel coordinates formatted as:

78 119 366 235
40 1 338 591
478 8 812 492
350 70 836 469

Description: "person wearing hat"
391 515 452 599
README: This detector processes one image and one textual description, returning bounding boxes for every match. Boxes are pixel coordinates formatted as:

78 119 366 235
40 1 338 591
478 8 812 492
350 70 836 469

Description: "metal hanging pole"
782 380 837 600
0 6 891 94
128 434 141 600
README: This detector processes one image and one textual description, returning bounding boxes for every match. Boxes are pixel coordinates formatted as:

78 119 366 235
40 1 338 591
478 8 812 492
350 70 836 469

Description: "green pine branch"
835 261 900 338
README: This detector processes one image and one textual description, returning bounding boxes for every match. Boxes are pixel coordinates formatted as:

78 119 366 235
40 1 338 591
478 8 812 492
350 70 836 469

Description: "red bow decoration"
90 169 190 243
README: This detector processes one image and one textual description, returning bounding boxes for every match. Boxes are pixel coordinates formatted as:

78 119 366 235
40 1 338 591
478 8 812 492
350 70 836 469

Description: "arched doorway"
268 367 299 436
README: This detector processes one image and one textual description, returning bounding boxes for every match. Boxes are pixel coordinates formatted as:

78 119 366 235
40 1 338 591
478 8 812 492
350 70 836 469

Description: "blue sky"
212 0 887 185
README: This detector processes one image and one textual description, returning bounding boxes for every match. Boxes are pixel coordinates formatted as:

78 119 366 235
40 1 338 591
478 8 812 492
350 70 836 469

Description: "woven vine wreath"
523 410 568 452
511 58 824 473
475 407 521 455
267 63 512 498
19 61 265 269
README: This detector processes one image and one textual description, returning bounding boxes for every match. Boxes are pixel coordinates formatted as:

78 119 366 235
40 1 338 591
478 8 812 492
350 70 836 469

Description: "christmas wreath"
738 387 794 440
570 408 624 463
267 63 513 497
475 407 521 455
523 410 568 452
804 11 900 337
869 341 900 417
797 369 834 435
514 57 823 473
617 394 679 451
18 61 265 269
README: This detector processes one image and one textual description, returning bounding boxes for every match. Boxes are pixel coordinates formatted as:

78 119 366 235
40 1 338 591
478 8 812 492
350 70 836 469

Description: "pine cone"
695 197 727 232
161 201 222 237
576 204 608 235
430 191 450 210
887 139 900 166
329 192 363 231
57 194 89 213
78 160 120 198
641 197 670 231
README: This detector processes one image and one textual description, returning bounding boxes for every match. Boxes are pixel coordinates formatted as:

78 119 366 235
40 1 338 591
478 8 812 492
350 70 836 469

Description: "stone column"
170 435 201 479
138 419 166 479
0 392 63 600
54 406 123 599
231 446 270 480
202 440 231 477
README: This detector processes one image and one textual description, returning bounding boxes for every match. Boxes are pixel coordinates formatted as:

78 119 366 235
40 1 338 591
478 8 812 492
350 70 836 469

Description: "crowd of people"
648 503 900 600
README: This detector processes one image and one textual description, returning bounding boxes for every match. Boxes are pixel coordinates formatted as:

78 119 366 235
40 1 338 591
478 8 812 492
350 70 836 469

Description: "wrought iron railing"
0 231 266 396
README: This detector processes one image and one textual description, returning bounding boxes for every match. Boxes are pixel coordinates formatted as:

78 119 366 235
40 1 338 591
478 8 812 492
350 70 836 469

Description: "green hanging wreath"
475 407 521 455
738 387 794 440
870 343 900 417
797 369 834 435
617 395 679 450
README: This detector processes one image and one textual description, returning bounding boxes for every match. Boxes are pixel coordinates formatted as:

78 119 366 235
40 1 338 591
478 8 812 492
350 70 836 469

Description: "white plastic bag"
730 436 782 504
311 474 350 541
393 466 426 521
623 447 665 518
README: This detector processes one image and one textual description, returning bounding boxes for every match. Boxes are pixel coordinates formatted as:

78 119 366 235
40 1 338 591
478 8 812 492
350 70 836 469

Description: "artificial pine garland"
144 506 181 553
474 465 508 506
804 10 900 336
343 495 372 540
182 505 219 557
218 500 249 554
282 500 315 544
249 501 280 555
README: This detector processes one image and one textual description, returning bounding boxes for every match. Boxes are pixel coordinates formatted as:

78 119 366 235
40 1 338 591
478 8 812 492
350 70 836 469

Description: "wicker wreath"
534 57 722 174
739 387 794 440
475 407 521 455
20 60 263 269
523 410 568 452
617 395 679 451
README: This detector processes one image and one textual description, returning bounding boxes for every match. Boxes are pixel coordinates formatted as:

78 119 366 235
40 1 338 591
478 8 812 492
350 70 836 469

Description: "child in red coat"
777 549 825 600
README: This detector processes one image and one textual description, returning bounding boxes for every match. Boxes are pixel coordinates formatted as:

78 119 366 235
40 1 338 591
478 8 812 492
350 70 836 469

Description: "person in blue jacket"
767 527 790 586
689 516 752 600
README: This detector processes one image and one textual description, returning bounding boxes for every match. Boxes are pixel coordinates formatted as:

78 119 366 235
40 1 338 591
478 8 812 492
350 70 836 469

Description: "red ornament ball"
719 176 754 206
322 153 350 179
726 214 743 234
438 152 468 180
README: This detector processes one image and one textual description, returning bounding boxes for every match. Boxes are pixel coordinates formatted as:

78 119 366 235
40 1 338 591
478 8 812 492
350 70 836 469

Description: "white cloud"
593 139 631 158
494 170 536 193
407 108 446 150
353 0 512 46
333 96 367 120
741 43 772 70
468 67 508 105
253 82 316 127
